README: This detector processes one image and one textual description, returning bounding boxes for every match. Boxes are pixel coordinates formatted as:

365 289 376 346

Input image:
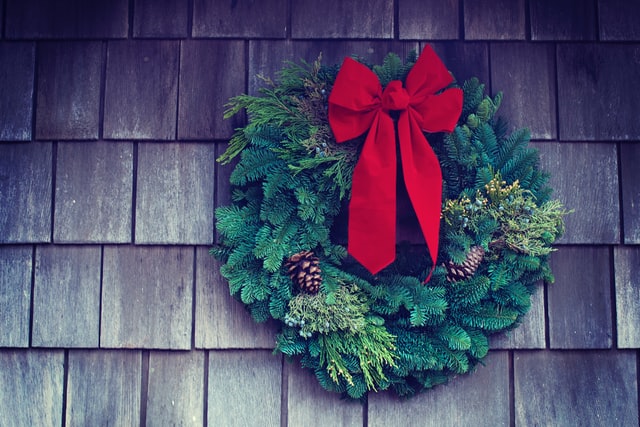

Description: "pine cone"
285 250 322 294
445 246 485 282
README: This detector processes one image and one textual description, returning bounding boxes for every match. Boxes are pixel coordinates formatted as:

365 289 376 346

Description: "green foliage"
372 52 417 86
315 324 397 395
213 51 567 401
458 303 520 331
220 55 358 200
285 284 369 336
441 172 568 258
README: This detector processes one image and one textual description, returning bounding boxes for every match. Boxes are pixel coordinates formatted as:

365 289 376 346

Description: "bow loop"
328 46 463 279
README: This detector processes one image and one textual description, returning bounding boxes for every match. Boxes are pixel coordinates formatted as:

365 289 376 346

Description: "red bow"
328 46 462 279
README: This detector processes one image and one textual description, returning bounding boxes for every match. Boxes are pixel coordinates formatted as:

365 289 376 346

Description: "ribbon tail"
398 113 443 282
347 113 397 275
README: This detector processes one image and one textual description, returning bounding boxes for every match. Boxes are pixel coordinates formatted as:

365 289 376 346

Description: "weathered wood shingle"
5 0 128 39
54 141 133 243
548 247 613 349
35 42 102 141
146 351 205 425
292 0 394 39
536 142 619 244
463 0 525 40
214 143 237 227
0 142 52 243
530 0 597 40
207 350 282 427
0 246 32 348
195 248 276 349
1 1 640 424
0 350 64 426
620 143 640 243
104 41 179 140
614 247 640 348
32 245 101 347
490 42 557 140
398 0 459 40
178 40 246 140
101 246 193 349
514 350 638 425
192 0 287 38
287 362 364 427
66 350 141 425
0 42 35 141
247 40 418 95
133 0 189 38
369 352 510 427
135 142 215 244
432 42 490 91
599 0 640 41
557 44 640 141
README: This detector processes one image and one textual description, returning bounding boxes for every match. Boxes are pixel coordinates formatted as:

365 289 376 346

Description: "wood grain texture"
463 0 525 40
54 141 133 243
398 0 459 40
32 245 101 347
178 40 245 140
599 0 640 41
66 350 141 426
248 40 419 95
35 42 102 140
135 142 215 245
0 142 52 243
133 0 188 38
0 42 34 141
0 246 32 347
369 352 510 427
535 142 620 244
490 42 557 139
0 0 639 423
104 41 179 140
514 350 638 426
614 246 640 348
146 351 205 425
192 0 287 38
194 247 276 349
101 246 193 349
620 143 640 243
530 0 597 41
0 349 64 426
208 350 282 427
4 0 128 38
431 42 490 90
490 284 546 349
557 44 640 141
292 0 393 39
214 142 237 215
287 362 363 427
548 247 613 349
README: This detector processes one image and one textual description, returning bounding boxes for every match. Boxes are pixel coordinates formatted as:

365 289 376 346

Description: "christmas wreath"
212 46 566 400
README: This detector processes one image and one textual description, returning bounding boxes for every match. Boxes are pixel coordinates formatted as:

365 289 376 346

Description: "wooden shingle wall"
1 0 639 425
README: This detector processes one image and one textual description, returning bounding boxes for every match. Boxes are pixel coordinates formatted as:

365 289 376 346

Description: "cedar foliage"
212 52 566 400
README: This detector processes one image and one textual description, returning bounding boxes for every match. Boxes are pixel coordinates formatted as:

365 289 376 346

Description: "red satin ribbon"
328 46 462 279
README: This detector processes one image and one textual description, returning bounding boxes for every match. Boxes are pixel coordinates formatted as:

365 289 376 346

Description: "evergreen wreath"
212 47 567 400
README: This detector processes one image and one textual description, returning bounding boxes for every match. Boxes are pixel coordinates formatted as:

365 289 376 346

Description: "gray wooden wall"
1 0 639 425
